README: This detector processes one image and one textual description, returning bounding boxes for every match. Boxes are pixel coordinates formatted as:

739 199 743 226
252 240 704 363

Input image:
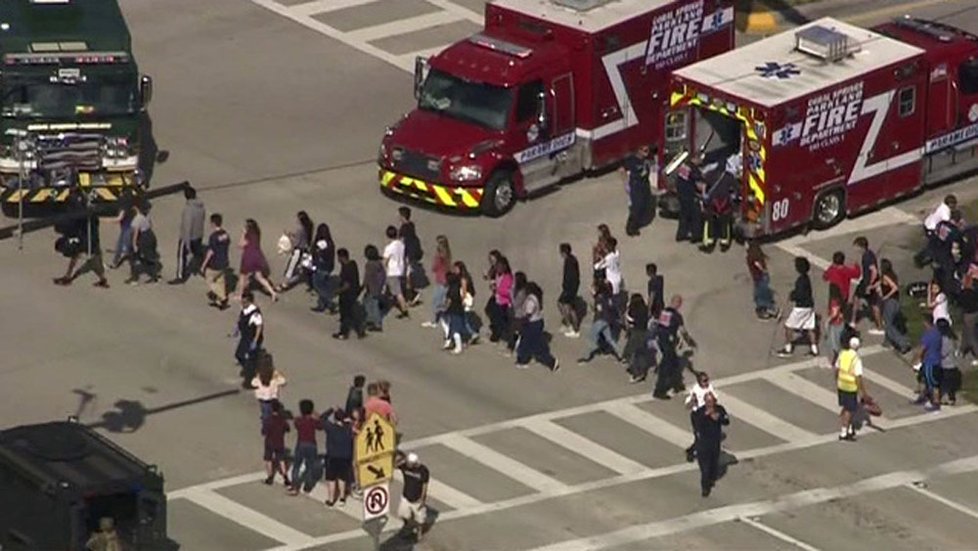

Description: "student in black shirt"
54 202 109 289
201 213 231 309
397 452 430 542
557 243 581 337
624 294 652 384
333 248 365 340
621 145 654 236
578 279 624 363
646 263 665 317
694 393 729 497
777 257 819 358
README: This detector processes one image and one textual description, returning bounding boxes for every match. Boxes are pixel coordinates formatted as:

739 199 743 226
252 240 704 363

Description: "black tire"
811 189 845 230
480 170 516 217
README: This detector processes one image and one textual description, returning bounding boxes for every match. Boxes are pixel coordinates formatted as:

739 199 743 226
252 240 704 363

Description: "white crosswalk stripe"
602 402 692 449
862 367 918 399
521 418 648 475
180 488 315 546
440 433 571 493
717 393 816 442
249 0 482 73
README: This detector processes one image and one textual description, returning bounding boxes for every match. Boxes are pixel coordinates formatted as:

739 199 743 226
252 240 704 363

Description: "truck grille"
395 149 441 181
35 132 104 172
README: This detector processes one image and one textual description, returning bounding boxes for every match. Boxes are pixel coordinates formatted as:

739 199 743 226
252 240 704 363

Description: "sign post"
355 413 396 550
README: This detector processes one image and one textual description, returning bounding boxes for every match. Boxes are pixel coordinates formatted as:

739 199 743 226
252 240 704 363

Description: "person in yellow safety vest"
836 336 866 441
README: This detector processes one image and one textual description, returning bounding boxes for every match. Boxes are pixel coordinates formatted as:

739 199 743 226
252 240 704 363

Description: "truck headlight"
105 137 131 158
450 164 482 182
391 148 404 162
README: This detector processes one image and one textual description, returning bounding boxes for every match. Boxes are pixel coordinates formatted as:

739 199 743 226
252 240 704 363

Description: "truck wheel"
812 189 845 230
481 171 515 217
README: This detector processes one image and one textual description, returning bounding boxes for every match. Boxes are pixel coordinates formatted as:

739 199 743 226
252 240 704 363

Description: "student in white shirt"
684 371 718 462
594 237 623 295
383 225 409 318
923 194 957 233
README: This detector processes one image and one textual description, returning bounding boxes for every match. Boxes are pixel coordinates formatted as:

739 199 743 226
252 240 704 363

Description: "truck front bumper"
379 169 483 211
0 172 135 205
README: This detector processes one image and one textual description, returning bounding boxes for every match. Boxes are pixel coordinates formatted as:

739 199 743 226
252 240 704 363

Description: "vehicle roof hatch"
549 0 617 10
795 24 861 62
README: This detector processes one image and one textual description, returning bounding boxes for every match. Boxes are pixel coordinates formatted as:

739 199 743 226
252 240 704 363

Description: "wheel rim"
816 193 841 225
494 180 513 212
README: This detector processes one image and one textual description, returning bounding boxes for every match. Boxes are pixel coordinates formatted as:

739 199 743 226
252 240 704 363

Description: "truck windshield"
418 69 512 131
1 79 137 119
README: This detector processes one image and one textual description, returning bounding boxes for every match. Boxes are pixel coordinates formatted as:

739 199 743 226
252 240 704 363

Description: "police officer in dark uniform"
674 154 703 243
234 289 264 385
653 294 696 399
693 392 729 497
621 145 655 237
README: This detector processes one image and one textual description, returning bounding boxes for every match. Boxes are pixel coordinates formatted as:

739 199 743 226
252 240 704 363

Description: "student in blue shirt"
916 316 943 411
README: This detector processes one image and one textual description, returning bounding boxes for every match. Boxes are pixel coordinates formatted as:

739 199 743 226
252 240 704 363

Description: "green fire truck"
0 0 157 215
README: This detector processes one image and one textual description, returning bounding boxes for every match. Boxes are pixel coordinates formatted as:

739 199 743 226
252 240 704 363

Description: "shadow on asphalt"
83 389 241 433
380 507 441 551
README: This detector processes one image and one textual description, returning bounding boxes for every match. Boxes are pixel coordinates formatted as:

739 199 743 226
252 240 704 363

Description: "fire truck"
0 0 157 215
667 16 978 237
378 0 735 216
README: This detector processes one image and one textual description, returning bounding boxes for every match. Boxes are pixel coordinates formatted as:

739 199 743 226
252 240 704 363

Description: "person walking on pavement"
396 452 430 543
251 352 286 422
852 237 884 334
234 290 264 386
624 293 652 384
344 375 366 416
322 407 354 507
823 284 847 367
442 271 467 355
504 271 528 355
646 263 665 319
361 244 386 332
957 273 978 366
236 219 278 301
261 399 291 487
383 225 410 318
822 251 861 314
684 371 718 462
310 223 336 313
515 281 560 372
879 259 912 354
558 243 582 338
578 278 624 363
126 200 161 284
200 213 231 310
594 237 623 304
914 316 943 410
276 210 314 292
694 392 729 497
53 201 110 289
746 241 778 320
423 235 452 329
836 336 867 441
939 318 962 405
288 399 323 496
488 256 514 343
398 207 425 306
675 154 703 243
109 190 135 269
622 144 655 236
333 248 366 340
653 295 697 399
170 186 206 285
776 257 819 358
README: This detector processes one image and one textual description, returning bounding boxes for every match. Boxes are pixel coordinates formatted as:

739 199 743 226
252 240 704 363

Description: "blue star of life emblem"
755 62 801 79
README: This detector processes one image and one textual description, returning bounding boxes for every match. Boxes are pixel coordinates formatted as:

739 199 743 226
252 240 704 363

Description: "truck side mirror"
413 57 430 99
140 75 153 109
536 91 548 129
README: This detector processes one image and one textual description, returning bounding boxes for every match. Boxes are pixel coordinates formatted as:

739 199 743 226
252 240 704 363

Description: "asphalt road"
2 0 978 550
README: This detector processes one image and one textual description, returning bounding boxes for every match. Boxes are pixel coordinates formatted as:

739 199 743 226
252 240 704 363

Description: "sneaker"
629 375 646 384
515 363 529 370
775 347 793 358
338 498 346 506
868 328 885 336
442 340 453 350
652 392 671 400
332 333 348 340
924 402 941 412
93 280 110 289
911 395 928 405
468 335 480 345
565 330 581 338
577 357 591 364
263 476 274 485
421 321 438 328
550 359 560 373
53 277 72 286
451 347 463 355
559 324 570 334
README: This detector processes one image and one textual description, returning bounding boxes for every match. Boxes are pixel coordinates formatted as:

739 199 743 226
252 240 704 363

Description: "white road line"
392 468 485 510
349 11 464 43
441 433 570 493
523 454 978 551
270 404 978 550
169 472 266 499
290 0 377 17
180 488 315 546
249 0 411 72
863 367 918 399
602 402 692 449
714 346 883 388
739 516 822 551
717 394 816 442
767 371 840 413
521 418 648 475
906 483 978 521
304 483 363 521
425 0 483 23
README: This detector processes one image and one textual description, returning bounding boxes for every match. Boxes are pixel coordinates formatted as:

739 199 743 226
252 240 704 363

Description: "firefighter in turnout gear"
701 170 735 252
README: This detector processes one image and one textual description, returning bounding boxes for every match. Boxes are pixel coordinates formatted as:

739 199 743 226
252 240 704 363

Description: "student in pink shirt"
423 236 452 329
488 257 514 343
363 382 398 425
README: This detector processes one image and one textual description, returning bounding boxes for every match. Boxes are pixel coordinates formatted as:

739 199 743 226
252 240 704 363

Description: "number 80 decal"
771 198 790 222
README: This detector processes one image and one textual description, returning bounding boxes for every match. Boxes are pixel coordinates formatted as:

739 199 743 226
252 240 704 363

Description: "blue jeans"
313 271 334 310
430 284 447 323
291 442 319 491
753 274 775 312
585 319 622 358
882 298 910 351
363 295 383 327
112 224 132 266
447 312 469 339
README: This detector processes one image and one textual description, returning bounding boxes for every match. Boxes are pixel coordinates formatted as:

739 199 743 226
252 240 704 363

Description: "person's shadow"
99 400 147 433
380 507 441 550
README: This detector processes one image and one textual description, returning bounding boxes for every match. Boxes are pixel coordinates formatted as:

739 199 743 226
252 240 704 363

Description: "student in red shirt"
262 399 291 486
364 382 398 425
823 251 861 308
288 399 322 496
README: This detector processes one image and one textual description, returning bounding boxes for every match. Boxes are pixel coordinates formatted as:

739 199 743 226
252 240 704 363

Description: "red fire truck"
667 16 978 237
378 0 735 216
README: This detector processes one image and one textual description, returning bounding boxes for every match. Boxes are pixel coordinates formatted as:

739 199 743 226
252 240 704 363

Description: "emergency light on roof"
3 52 129 65
468 33 533 58
894 17 954 43
795 25 861 63
550 0 616 11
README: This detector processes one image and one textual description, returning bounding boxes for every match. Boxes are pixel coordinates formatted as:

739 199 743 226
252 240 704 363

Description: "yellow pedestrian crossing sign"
356 413 395 462
357 455 394 486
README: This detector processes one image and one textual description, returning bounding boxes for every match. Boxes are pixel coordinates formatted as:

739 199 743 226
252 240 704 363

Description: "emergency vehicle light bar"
468 33 532 58
3 51 129 65
795 25 860 62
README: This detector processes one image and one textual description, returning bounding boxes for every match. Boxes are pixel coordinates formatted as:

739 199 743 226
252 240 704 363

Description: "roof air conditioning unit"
795 25 861 63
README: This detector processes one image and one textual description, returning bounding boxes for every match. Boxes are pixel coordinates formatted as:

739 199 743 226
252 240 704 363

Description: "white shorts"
785 307 816 331
398 498 427 525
